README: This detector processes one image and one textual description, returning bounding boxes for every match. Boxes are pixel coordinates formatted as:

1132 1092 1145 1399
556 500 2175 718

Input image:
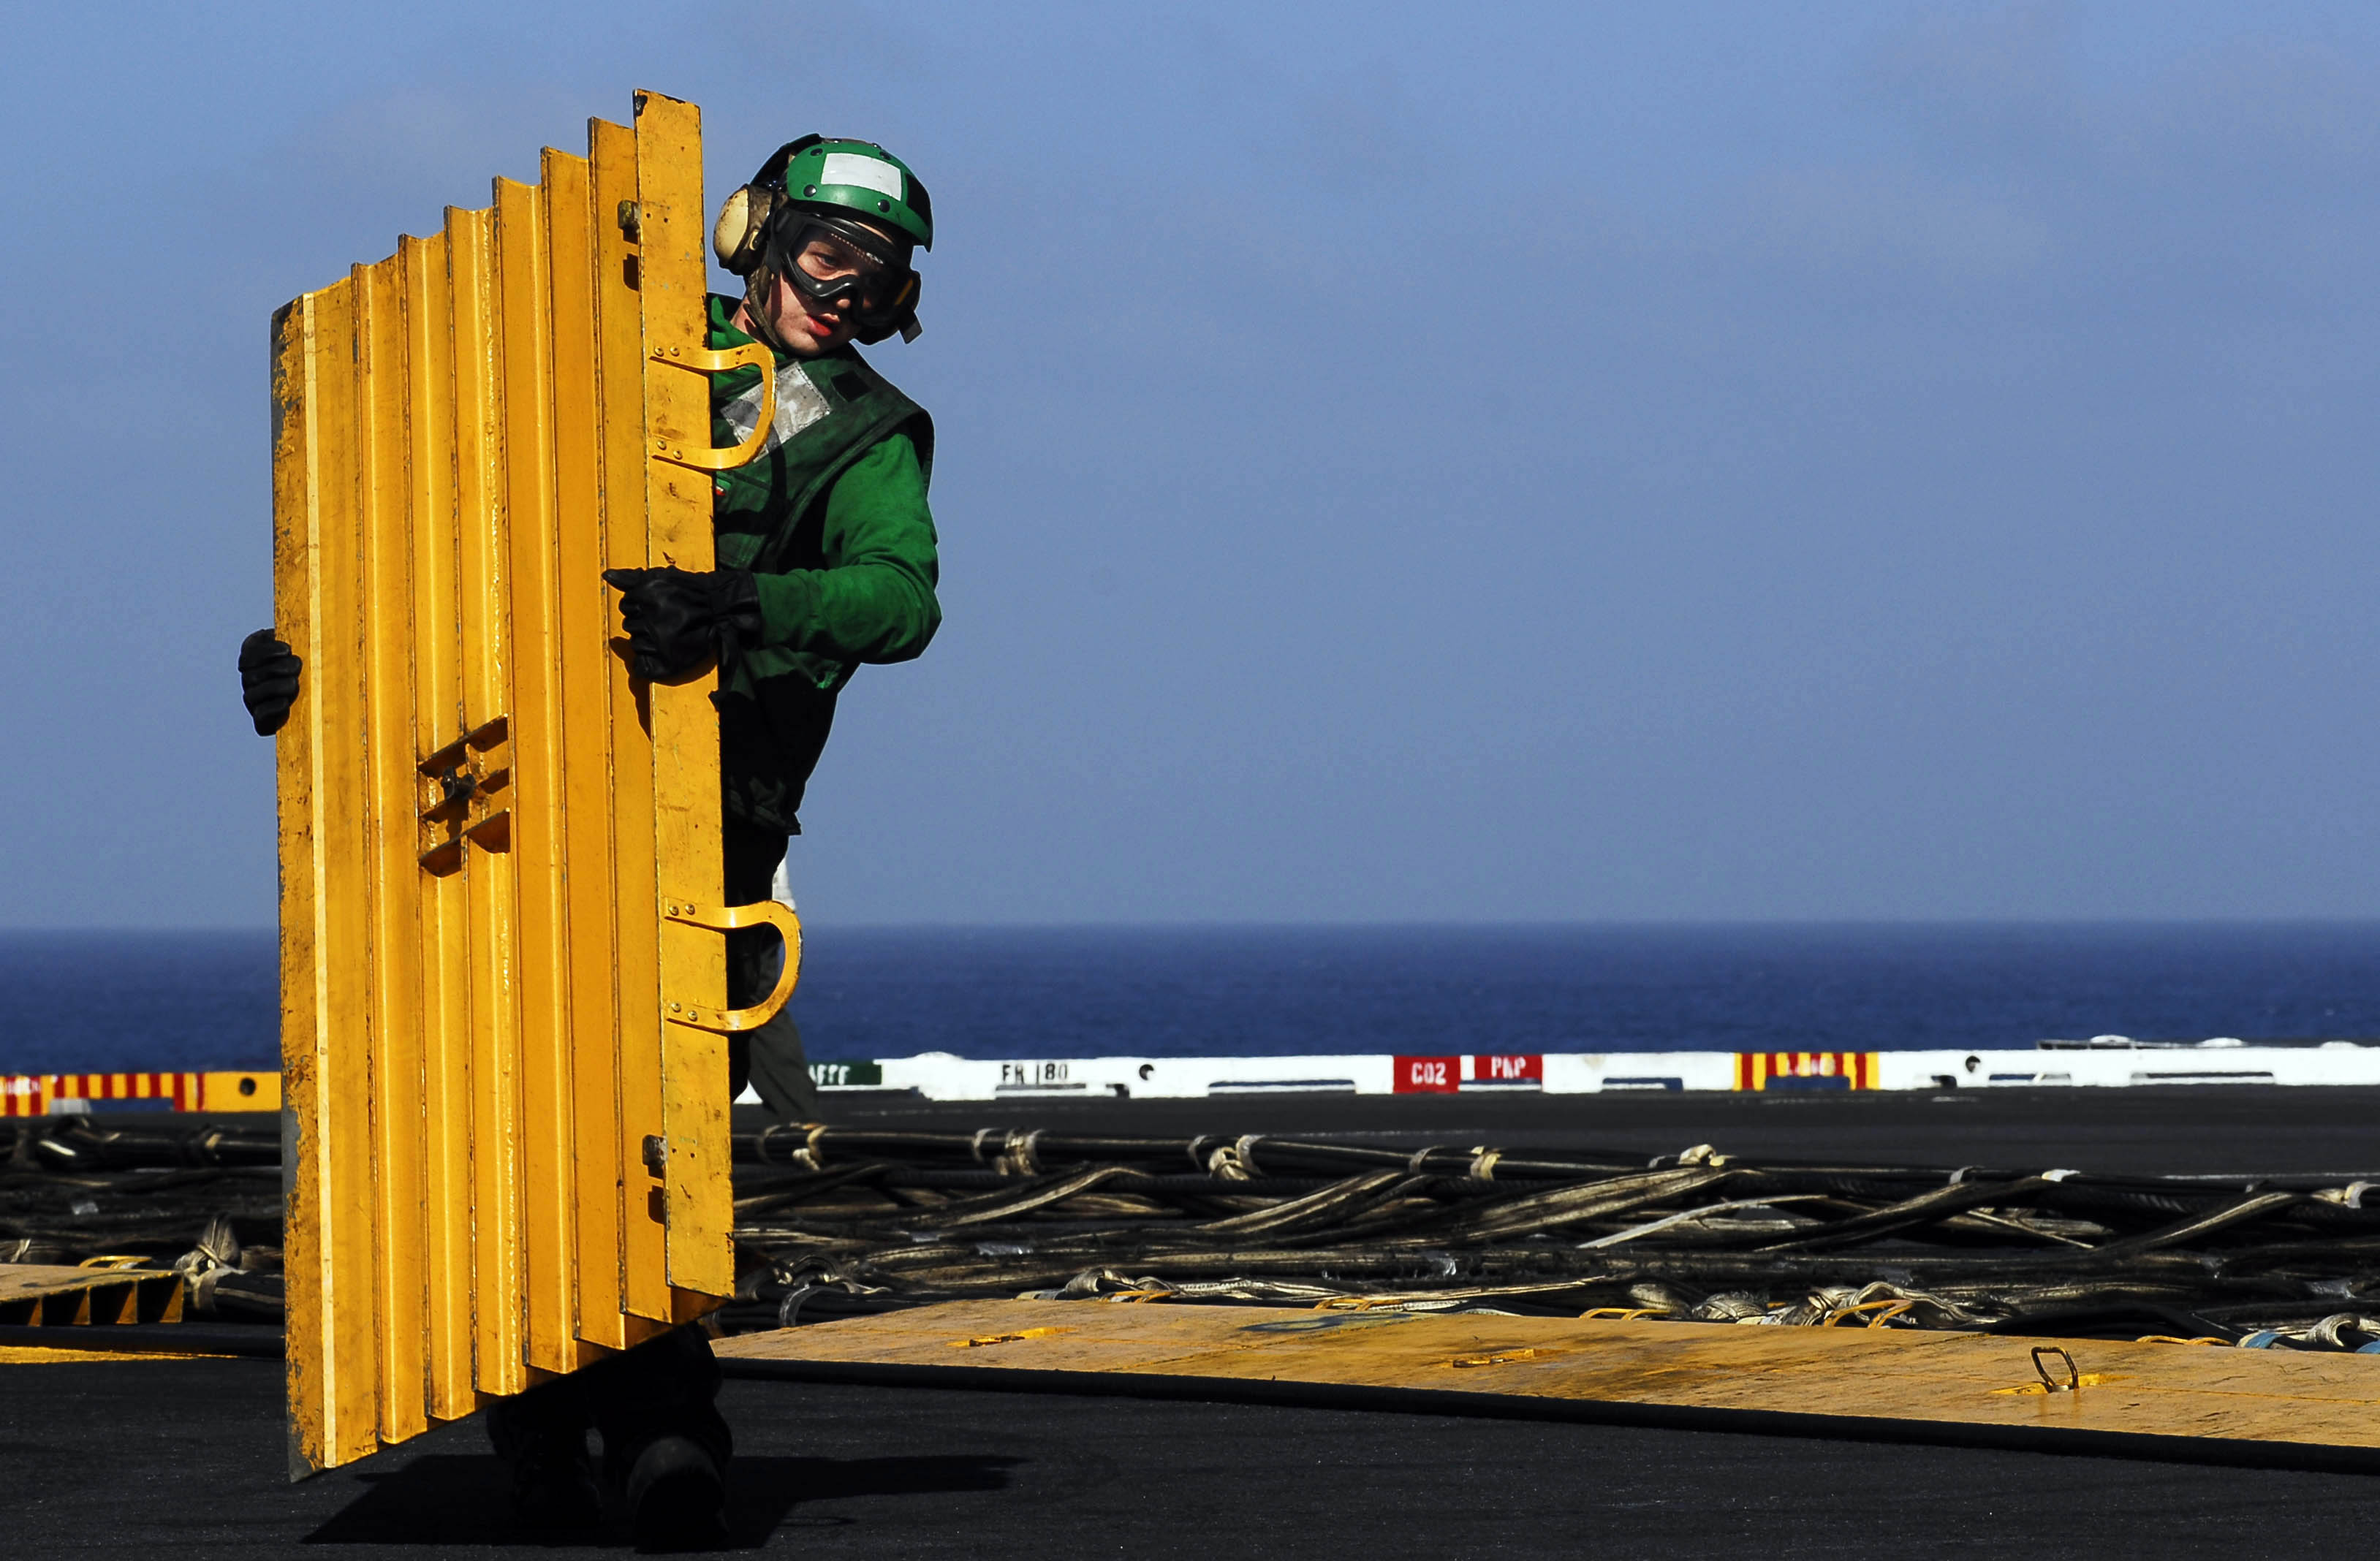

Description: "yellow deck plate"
717 1299 2380 1470
0 1265 184 1327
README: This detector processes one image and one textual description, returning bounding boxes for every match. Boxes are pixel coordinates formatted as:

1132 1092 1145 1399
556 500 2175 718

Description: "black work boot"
624 1433 730 1549
485 1394 601 1530
587 1327 735 1549
512 1432 602 1530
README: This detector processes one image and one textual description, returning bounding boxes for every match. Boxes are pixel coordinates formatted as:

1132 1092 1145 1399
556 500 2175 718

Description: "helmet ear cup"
713 185 777 275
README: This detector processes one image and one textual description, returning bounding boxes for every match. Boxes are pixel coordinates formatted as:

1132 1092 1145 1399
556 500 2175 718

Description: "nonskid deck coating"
12 1092 2380 1557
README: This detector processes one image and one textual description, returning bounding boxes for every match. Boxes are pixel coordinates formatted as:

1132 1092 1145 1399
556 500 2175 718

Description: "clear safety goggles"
761 214 909 317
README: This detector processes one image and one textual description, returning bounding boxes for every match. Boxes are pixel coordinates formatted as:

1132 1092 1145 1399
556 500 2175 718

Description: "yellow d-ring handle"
649 341 776 472
660 898 802 1032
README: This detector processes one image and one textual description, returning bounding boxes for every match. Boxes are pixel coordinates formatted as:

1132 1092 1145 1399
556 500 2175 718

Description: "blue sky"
7 1 2380 925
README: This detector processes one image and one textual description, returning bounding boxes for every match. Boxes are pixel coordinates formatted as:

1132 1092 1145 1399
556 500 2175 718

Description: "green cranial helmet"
726 135 932 343
759 135 933 251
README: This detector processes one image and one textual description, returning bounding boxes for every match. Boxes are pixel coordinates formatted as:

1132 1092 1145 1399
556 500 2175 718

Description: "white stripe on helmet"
819 152 903 200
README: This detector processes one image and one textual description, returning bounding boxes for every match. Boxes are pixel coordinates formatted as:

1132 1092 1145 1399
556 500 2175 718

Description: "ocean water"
5 923 2380 1074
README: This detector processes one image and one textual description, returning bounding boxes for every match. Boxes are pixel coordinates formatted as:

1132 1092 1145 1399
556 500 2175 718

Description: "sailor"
602 134 940 1123
242 134 939 1125
237 133 943 1545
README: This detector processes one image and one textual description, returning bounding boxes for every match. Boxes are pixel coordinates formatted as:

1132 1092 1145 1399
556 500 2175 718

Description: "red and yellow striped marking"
0 1072 282 1116
1734 1052 1879 1091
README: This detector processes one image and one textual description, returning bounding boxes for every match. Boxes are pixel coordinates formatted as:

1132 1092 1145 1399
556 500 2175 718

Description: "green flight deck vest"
706 299 936 834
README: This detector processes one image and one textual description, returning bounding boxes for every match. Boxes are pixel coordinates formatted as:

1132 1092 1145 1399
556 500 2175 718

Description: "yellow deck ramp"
0 1265 184 1327
717 1300 2380 1470
272 88 796 1477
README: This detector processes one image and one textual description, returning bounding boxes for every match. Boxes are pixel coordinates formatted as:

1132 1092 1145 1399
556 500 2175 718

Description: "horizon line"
14 916 2380 935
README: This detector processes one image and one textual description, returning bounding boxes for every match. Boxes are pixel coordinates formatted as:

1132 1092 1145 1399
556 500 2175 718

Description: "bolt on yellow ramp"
716 1300 2380 1472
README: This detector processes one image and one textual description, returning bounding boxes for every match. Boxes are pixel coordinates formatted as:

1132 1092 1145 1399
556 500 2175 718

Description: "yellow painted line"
716 1300 2380 1467
0 1345 231 1364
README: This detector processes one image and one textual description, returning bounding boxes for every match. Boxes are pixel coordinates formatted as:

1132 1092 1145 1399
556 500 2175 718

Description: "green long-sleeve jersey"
704 295 940 833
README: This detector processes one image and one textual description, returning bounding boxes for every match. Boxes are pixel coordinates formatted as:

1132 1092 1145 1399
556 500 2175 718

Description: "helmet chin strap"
738 266 797 354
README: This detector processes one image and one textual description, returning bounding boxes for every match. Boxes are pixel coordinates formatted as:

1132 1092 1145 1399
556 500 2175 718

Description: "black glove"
238 628 303 737
602 566 763 682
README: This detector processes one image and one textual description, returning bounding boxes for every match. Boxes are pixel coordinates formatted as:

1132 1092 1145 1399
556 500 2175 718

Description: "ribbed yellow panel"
634 91 736 1309
589 113 674 1333
403 229 480 1424
275 89 744 1477
355 254 429 1447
